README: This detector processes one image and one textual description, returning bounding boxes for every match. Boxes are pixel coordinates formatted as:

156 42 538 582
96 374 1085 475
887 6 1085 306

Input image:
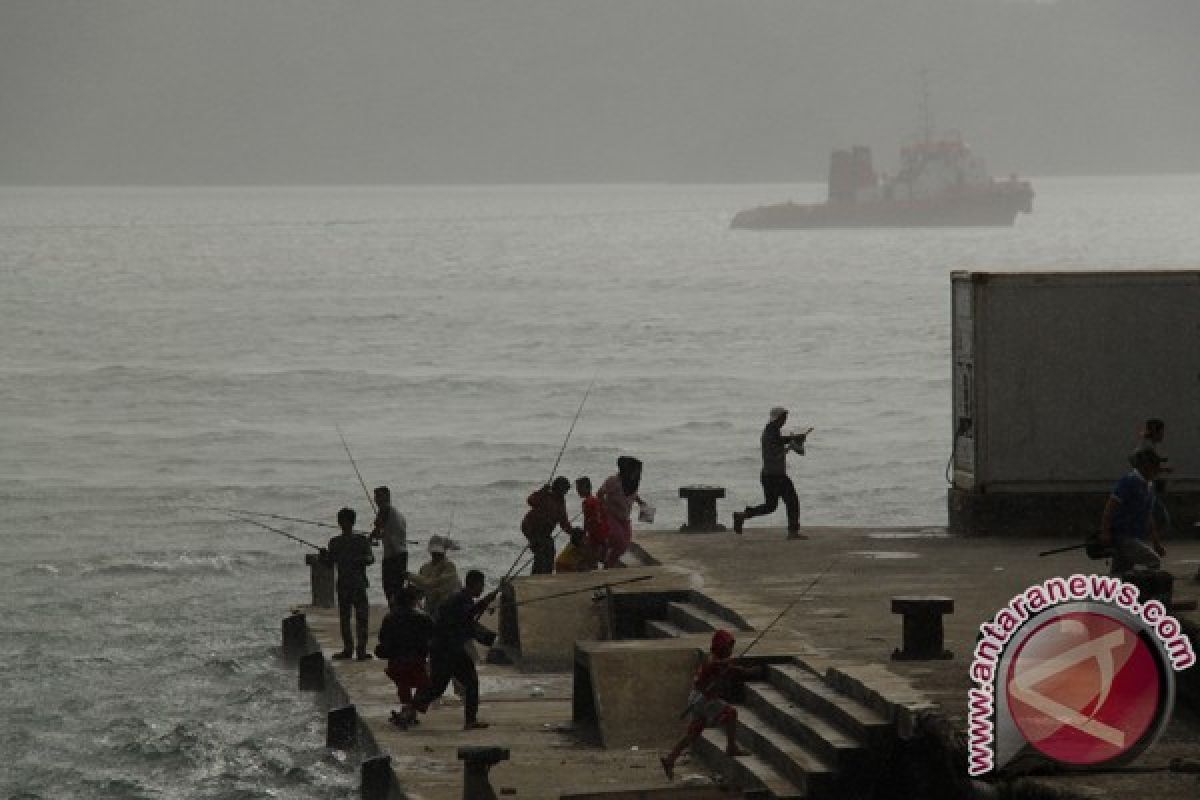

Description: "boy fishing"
660 629 759 781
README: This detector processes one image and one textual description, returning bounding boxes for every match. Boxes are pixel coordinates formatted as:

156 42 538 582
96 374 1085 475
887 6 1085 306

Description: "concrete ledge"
506 567 698 671
810 661 938 740
574 639 703 749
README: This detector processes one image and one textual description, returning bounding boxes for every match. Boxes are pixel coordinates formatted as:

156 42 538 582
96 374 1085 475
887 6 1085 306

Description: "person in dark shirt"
1101 448 1166 574
410 569 500 730
375 586 433 728
733 407 809 540
321 507 375 660
520 476 578 575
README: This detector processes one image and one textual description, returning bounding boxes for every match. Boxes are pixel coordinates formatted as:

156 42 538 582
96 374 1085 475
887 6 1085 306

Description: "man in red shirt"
660 629 755 781
520 476 578 574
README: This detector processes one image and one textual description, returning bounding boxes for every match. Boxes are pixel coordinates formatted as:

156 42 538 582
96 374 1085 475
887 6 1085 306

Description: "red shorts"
385 657 431 703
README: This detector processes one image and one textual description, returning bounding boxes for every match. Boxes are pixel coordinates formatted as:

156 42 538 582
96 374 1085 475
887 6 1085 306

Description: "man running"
733 407 808 540
410 570 500 730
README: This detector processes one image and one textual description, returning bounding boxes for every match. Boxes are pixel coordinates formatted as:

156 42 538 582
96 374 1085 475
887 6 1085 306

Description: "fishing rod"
513 574 653 607
498 509 584 585
189 504 421 544
494 377 598 584
486 561 641 615
185 504 339 531
336 423 377 513
545 375 597 486
738 557 839 658
233 515 322 551
1038 542 1085 557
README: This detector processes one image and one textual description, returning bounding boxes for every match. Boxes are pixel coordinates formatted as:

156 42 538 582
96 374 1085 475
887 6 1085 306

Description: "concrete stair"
766 664 892 750
733 705 836 798
667 601 747 634
644 618 687 639
742 684 864 772
694 729 804 800
691 667 899 800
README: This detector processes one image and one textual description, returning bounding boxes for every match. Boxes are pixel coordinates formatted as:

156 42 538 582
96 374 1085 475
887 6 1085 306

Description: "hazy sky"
1 0 1198 184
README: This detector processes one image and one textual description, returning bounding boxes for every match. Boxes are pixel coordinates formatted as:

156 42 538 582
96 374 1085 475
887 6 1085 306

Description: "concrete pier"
285 526 1200 800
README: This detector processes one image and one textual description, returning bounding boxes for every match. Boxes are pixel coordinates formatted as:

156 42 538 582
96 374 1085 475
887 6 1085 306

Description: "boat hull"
732 187 1034 230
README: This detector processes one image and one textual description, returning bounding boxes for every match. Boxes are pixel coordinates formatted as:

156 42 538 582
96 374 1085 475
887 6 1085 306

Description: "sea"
3 177 1199 798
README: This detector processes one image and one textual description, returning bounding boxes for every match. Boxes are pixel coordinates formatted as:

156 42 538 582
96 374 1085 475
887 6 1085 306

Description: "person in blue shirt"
1100 448 1166 574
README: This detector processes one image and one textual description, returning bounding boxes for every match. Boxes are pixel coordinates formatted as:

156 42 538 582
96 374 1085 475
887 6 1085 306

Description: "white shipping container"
949 270 1200 533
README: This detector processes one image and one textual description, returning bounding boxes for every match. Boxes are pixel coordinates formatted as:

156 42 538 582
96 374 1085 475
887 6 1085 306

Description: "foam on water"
3 179 1199 797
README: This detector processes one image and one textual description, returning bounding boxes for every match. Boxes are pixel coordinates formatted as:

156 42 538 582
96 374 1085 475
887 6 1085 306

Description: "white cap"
428 534 459 554
769 406 788 421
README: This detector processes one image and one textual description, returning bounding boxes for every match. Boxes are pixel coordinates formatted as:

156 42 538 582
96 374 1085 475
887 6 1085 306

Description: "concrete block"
327 704 357 749
574 639 702 749
361 755 393 800
282 611 308 661
298 651 325 691
509 567 696 670
305 553 336 608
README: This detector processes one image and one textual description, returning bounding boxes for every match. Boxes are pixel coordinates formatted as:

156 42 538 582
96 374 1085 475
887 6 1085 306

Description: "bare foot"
660 756 675 781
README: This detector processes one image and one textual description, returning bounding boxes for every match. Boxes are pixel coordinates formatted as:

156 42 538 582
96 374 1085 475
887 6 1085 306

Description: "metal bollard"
457 746 509 800
890 596 954 661
678 485 727 533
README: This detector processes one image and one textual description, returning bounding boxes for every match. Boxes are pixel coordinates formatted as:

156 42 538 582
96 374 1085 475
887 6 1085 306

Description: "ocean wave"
83 553 248 577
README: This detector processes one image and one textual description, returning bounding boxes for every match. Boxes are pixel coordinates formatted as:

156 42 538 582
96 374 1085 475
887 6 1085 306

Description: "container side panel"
977 275 1200 487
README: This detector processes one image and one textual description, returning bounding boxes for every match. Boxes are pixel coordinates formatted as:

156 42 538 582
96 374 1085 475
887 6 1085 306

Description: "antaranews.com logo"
968 574 1195 776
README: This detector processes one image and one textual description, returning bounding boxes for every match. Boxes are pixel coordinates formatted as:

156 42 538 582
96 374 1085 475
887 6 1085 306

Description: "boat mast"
918 67 935 144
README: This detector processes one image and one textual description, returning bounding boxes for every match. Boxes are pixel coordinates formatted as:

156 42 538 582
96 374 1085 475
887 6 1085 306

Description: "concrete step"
694 728 805 800
667 601 742 634
644 618 687 639
742 683 865 772
733 706 836 799
767 665 892 748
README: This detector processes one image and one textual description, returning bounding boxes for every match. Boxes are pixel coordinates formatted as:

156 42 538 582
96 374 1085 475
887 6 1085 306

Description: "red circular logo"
1006 610 1162 765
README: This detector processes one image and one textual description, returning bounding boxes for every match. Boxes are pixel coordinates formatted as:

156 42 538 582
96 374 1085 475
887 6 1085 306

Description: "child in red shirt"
660 629 755 780
575 476 607 568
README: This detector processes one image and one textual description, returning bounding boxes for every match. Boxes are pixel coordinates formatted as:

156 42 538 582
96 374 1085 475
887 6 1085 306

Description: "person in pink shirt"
597 456 645 568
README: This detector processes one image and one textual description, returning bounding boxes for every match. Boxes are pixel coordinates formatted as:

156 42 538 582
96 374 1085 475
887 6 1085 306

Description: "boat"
731 135 1033 229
